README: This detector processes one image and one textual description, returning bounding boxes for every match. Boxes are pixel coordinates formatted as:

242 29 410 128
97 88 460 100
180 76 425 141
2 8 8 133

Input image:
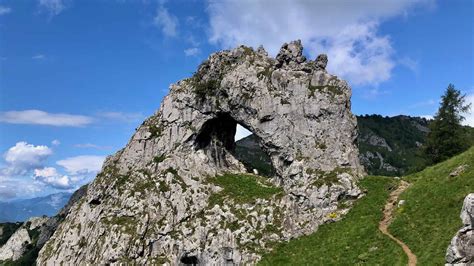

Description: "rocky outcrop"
0 228 31 261
0 185 88 263
37 41 364 265
446 193 474 265
0 216 49 262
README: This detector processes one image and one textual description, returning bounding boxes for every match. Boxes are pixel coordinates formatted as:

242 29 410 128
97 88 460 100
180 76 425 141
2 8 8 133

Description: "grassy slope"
259 176 407 265
389 146 474 265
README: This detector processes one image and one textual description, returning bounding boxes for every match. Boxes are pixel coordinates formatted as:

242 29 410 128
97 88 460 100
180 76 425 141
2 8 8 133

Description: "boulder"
446 193 474 265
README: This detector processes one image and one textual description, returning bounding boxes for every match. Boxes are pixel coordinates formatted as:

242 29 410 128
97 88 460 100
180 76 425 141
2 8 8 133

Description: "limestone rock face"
0 228 31 261
446 193 474 265
37 41 364 265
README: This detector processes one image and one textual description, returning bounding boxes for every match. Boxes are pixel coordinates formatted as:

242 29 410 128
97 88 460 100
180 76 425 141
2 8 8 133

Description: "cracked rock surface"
446 193 474 265
37 41 364 265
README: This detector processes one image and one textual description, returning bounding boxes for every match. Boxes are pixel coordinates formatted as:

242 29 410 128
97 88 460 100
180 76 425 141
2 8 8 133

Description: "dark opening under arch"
194 113 275 177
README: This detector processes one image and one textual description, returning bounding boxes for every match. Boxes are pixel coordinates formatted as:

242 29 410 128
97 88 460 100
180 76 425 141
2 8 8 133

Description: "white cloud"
154 4 178 37
57 155 105 175
0 142 54 199
0 178 44 200
462 94 474 127
96 111 143 123
0 110 94 127
184 47 200 56
0 6 12 15
74 143 112 150
32 54 46 60
420 115 434 120
38 0 67 16
3 142 53 175
51 139 61 146
235 124 252 141
207 0 432 86
34 167 71 189
398 56 420 74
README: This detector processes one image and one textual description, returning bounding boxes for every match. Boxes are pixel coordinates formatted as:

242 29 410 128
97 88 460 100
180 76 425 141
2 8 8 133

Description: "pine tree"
424 84 471 163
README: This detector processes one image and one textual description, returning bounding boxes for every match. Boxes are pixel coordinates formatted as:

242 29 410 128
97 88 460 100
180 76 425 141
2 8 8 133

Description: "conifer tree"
424 84 471 163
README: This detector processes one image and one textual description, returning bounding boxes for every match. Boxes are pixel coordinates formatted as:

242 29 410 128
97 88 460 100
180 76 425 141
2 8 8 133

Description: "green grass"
389 146 474 265
259 176 407 265
208 173 282 205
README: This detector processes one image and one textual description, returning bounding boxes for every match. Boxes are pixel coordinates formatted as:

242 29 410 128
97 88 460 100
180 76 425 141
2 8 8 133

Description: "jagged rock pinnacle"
316 54 328 70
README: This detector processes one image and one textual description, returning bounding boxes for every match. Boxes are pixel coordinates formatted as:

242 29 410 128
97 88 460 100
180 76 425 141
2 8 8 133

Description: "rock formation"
0 216 49 261
0 185 87 263
37 40 364 265
446 193 474 265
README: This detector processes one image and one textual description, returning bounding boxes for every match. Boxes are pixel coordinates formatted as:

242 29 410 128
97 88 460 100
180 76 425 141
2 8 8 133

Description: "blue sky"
0 0 473 200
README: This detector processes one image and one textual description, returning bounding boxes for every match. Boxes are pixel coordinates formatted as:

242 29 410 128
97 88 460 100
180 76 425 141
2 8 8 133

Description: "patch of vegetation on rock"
309 167 351 188
308 84 343 98
207 173 282 206
153 155 166 164
148 124 164 139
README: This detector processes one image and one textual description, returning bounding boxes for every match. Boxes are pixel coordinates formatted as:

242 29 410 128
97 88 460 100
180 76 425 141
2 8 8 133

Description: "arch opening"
193 113 275 177
180 255 199 265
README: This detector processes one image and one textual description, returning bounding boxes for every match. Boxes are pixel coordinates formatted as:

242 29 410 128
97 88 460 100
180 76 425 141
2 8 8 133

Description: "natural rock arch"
38 40 364 265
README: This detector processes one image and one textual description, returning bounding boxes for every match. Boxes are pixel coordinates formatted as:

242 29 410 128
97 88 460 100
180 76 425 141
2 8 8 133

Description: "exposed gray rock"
27 216 49 230
360 132 392 152
37 41 364 265
0 228 31 261
315 54 328 70
450 165 469 177
446 193 474 265
0 184 88 263
359 151 397 173
276 40 306 67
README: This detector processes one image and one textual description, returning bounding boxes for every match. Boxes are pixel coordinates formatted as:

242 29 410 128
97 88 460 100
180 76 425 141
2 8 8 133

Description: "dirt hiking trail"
379 180 418 266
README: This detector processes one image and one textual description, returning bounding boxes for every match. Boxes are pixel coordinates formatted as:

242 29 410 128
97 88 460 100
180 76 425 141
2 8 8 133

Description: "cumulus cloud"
0 110 94 127
57 155 105 175
51 139 61 146
38 0 68 16
34 167 71 189
2 142 53 175
0 178 43 200
184 47 200 56
0 142 106 197
154 4 178 37
0 6 12 15
207 0 432 86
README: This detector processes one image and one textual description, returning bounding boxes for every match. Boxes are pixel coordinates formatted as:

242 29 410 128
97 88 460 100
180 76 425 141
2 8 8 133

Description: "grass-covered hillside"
259 176 407 265
390 146 474 265
259 147 474 265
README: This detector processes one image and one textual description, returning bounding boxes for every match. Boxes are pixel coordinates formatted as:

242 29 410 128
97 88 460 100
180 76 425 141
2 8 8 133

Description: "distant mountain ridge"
0 192 71 222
